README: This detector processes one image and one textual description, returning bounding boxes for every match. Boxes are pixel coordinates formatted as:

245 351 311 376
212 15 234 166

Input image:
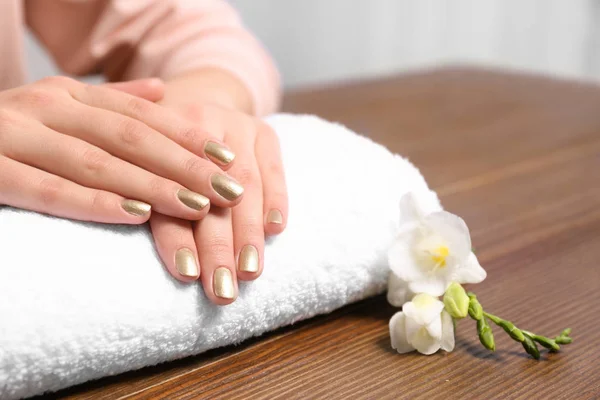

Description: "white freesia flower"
389 293 455 355
387 193 487 298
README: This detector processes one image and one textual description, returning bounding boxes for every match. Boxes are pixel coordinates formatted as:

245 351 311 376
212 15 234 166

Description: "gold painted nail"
266 209 283 224
175 248 199 278
211 174 244 201
177 189 209 211
205 141 235 166
238 245 259 273
214 267 235 299
122 199 151 217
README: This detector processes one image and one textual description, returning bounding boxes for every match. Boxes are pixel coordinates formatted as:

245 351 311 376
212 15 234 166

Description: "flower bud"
477 318 495 351
522 336 540 360
533 336 560 351
555 336 573 345
443 283 470 319
468 294 483 320
497 320 525 342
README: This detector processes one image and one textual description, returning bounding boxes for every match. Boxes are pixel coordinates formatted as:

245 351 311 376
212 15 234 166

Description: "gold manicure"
122 199 151 217
210 174 244 201
175 248 199 278
177 189 209 211
238 245 259 273
214 267 235 299
266 209 283 224
205 141 235 166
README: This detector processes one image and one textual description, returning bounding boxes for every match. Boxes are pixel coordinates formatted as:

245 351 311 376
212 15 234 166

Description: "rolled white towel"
0 114 442 399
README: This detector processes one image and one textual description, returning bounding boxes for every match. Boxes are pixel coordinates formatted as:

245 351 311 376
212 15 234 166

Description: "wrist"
160 68 254 114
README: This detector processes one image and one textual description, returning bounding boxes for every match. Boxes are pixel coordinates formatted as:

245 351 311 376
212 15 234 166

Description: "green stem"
467 291 572 359
482 312 502 325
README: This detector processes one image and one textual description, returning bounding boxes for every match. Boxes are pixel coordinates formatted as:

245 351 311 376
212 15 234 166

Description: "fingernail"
205 141 235 166
175 248 199 278
211 174 244 201
238 245 259 273
214 267 235 299
266 209 283 224
177 189 209 210
122 199 151 217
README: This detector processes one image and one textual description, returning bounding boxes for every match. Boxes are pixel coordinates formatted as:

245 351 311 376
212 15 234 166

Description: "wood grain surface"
40 68 600 399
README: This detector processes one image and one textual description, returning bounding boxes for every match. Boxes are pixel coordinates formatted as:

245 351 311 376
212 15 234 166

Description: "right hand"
0 76 244 224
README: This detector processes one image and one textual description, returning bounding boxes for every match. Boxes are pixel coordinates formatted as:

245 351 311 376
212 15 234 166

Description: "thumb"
102 78 165 102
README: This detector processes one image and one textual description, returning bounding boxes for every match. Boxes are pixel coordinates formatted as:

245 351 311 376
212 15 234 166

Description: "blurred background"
26 0 600 88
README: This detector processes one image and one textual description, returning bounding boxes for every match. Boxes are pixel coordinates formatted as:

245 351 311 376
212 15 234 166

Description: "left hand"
150 100 288 305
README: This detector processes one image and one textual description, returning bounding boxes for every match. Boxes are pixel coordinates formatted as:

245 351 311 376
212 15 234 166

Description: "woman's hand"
0 76 245 224
150 102 288 305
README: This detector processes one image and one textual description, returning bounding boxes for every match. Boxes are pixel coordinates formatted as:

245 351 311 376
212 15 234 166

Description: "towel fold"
0 114 441 399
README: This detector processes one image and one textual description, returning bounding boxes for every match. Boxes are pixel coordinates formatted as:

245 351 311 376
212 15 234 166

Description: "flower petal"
387 234 426 282
408 325 441 355
440 311 455 352
453 252 487 284
424 211 471 263
408 279 449 297
403 294 445 326
425 314 443 339
399 192 424 223
387 273 414 307
389 312 414 353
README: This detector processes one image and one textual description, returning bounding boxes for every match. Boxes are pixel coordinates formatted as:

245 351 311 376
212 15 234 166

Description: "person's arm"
24 0 280 116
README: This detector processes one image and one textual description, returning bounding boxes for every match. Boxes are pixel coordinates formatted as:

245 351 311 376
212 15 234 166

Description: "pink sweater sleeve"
24 0 281 116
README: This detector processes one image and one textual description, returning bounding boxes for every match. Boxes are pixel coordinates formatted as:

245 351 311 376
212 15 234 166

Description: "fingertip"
264 209 286 235
121 199 152 223
236 244 263 281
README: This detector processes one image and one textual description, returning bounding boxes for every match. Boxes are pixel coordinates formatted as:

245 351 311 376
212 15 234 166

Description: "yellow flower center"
430 245 449 268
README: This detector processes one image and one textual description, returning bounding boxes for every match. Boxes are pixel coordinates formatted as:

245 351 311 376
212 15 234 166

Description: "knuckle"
177 126 203 150
10 87 55 107
234 164 258 186
181 156 207 175
125 96 152 119
199 235 232 257
236 219 263 238
116 118 150 146
89 190 111 212
81 148 111 176
146 176 167 202
38 177 64 207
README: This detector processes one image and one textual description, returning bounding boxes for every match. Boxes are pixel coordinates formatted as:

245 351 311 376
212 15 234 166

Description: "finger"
0 156 150 224
102 79 165 102
255 123 288 235
194 207 238 305
70 84 236 168
41 102 244 208
6 121 210 220
225 129 264 280
150 213 200 282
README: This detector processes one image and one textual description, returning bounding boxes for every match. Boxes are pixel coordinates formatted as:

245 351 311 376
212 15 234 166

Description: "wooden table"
46 68 600 399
